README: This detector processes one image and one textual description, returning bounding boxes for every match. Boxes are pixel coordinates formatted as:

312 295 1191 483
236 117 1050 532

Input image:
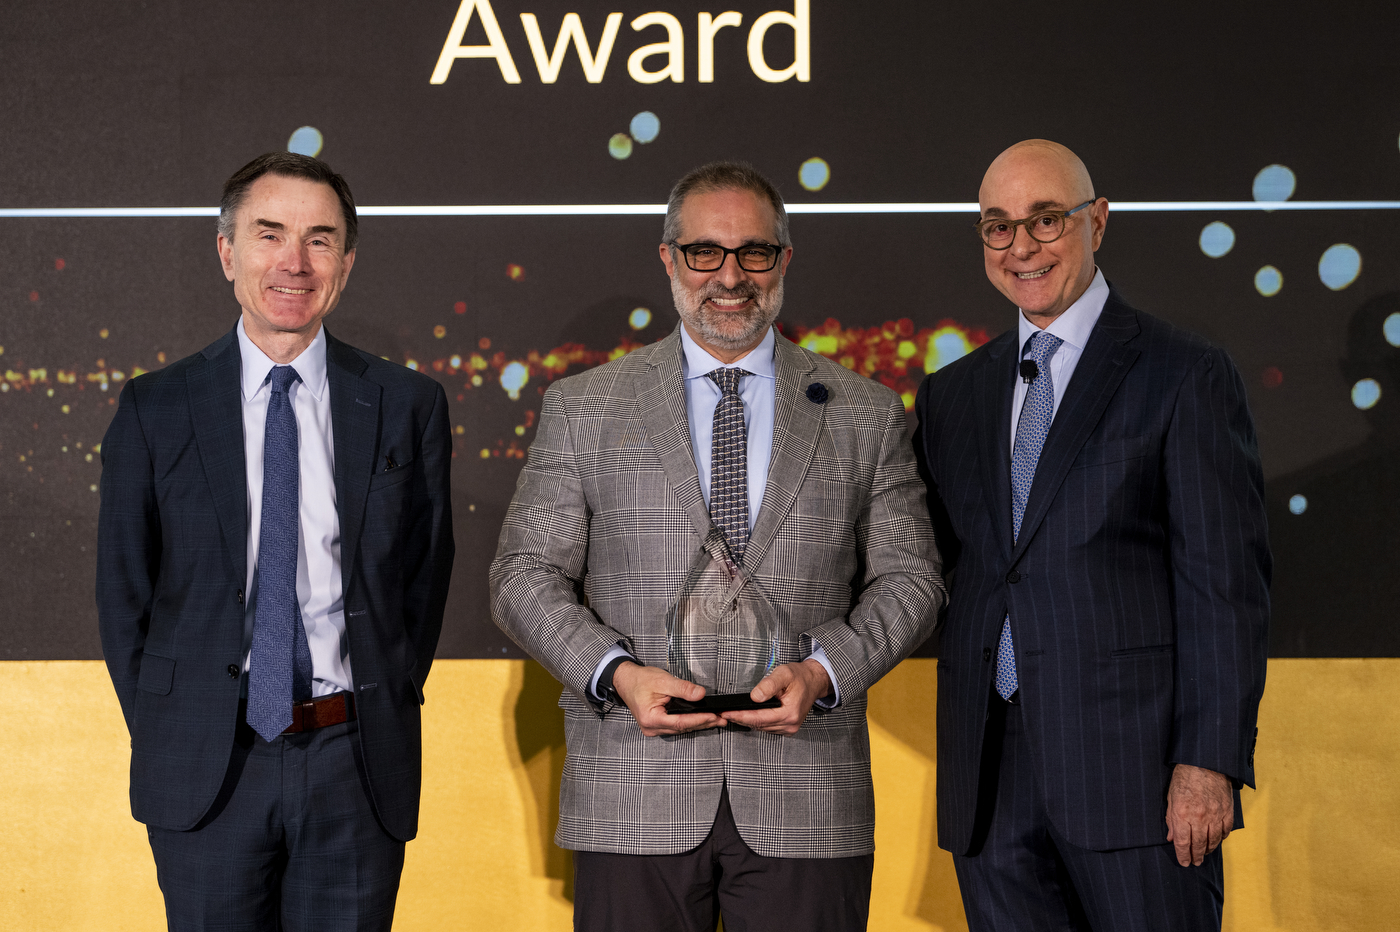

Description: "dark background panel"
2 0 1398 658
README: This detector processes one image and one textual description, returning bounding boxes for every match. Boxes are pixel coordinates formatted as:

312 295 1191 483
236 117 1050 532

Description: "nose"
713 252 747 288
276 239 308 274
1009 224 1041 259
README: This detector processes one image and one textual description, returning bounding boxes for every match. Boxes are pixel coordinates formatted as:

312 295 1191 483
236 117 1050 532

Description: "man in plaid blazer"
491 162 945 931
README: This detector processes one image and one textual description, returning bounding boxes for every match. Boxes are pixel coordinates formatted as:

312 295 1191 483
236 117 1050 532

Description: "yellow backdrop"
2 658 1396 930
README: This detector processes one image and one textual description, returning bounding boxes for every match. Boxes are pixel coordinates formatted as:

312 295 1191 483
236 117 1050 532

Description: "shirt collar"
680 324 777 381
237 318 329 402
1017 267 1109 356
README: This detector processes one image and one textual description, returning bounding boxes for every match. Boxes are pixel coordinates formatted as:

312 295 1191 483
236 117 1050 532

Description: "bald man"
912 141 1270 930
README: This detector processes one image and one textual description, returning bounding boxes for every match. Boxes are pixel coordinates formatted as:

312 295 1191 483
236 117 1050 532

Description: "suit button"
1006 571 1021 584
983 647 992 662
227 664 240 679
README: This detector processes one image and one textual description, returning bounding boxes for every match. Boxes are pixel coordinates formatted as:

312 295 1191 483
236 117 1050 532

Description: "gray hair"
662 161 790 248
218 152 359 252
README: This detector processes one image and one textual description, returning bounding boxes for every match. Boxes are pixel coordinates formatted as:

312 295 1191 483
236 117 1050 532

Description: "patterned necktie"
996 331 1064 700
246 365 314 741
707 367 752 566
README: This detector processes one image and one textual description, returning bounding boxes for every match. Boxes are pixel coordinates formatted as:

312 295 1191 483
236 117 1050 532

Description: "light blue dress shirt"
1010 268 1109 446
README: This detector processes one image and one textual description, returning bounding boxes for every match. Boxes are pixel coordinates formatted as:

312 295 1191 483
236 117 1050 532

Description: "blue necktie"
996 332 1063 700
246 365 314 741
708 368 752 566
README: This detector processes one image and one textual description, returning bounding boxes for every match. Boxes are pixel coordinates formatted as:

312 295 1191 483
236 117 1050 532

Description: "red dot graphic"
1262 366 1283 388
29 291 39 302
454 301 467 315
55 258 66 271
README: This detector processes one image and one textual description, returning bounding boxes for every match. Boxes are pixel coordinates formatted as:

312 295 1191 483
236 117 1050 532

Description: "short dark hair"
218 152 359 252
663 161 790 248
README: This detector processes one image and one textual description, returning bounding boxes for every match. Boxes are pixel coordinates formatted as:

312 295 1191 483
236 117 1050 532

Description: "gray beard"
671 275 784 352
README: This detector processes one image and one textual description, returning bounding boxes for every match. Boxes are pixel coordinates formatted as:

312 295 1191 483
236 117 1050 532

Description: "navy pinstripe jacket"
914 288 1271 854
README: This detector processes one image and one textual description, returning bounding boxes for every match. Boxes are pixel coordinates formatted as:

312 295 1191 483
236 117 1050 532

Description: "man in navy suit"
913 140 1270 930
97 152 454 931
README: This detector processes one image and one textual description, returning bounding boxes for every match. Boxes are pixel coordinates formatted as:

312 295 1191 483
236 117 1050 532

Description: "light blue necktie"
246 365 314 741
996 332 1063 700
708 368 752 566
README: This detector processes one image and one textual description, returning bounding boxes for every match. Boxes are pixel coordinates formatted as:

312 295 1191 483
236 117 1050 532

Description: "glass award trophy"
664 536 782 714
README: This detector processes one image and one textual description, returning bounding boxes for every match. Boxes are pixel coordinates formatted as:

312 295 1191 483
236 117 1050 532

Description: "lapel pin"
384 454 398 471
806 382 829 404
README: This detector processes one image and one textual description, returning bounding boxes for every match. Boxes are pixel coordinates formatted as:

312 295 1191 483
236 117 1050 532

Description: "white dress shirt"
591 326 839 706
1010 268 1110 445
237 319 352 697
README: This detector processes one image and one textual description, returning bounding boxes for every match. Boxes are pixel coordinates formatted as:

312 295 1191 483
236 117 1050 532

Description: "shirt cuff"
807 644 840 709
590 645 636 701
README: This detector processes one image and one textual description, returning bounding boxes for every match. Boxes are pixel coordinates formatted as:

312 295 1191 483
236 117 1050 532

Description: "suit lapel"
1011 291 1141 562
636 329 713 543
975 331 1018 561
324 329 380 596
745 334 821 570
189 328 248 588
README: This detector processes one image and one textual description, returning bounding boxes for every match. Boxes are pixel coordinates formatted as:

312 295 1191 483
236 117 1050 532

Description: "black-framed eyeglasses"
669 241 783 272
975 198 1101 250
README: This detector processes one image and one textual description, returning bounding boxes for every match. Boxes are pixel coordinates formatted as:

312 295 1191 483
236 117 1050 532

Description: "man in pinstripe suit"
913 140 1271 930
491 162 945 931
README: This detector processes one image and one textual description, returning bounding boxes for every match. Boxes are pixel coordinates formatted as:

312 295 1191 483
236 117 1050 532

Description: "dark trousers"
573 785 874 932
147 716 405 932
954 697 1224 932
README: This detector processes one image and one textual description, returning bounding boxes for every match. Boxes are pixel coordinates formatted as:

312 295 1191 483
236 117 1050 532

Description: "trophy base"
666 693 782 714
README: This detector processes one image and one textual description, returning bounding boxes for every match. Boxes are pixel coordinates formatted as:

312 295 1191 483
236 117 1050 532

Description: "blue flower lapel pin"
806 382 829 404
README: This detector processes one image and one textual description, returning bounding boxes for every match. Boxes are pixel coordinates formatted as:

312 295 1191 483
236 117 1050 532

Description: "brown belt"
280 692 356 734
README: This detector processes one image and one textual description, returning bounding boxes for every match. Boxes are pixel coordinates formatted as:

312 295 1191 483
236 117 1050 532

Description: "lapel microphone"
1019 360 1039 384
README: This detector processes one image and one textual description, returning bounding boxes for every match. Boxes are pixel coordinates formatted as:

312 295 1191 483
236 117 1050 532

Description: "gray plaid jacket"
490 325 945 858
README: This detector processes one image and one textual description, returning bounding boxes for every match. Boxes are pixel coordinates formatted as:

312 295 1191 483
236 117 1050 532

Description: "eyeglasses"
975 198 1101 250
669 241 783 272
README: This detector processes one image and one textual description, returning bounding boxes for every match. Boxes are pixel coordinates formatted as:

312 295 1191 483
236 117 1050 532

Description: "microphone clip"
1019 359 1039 384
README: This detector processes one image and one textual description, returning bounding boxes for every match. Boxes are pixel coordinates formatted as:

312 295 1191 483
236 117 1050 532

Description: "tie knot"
1024 332 1064 367
707 367 750 396
268 365 301 395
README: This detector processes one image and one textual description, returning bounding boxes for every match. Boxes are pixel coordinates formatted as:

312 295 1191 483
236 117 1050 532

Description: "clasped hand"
612 660 832 737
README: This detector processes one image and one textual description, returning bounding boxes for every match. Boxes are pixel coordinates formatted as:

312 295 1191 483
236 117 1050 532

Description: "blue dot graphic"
629 111 660 144
1252 164 1296 202
1254 266 1283 297
287 126 323 157
1318 244 1362 291
1288 494 1308 515
1352 378 1381 410
1199 222 1235 258
799 157 830 192
1384 312 1400 347
933 331 969 370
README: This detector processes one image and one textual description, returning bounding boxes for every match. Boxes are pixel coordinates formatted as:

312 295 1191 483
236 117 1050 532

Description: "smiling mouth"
708 296 752 308
1016 267 1053 280
271 286 312 295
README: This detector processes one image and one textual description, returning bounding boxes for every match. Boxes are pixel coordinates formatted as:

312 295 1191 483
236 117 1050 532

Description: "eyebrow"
981 200 1067 219
251 219 340 238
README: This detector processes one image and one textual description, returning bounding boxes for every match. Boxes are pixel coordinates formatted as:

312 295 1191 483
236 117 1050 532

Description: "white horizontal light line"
2 200 1399 219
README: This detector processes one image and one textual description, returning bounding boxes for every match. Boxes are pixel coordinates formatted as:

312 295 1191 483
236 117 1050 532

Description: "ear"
1089 198 1110 251
659 241 678 278
777 245 794 277
339 247 356 285
217 233 236 282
